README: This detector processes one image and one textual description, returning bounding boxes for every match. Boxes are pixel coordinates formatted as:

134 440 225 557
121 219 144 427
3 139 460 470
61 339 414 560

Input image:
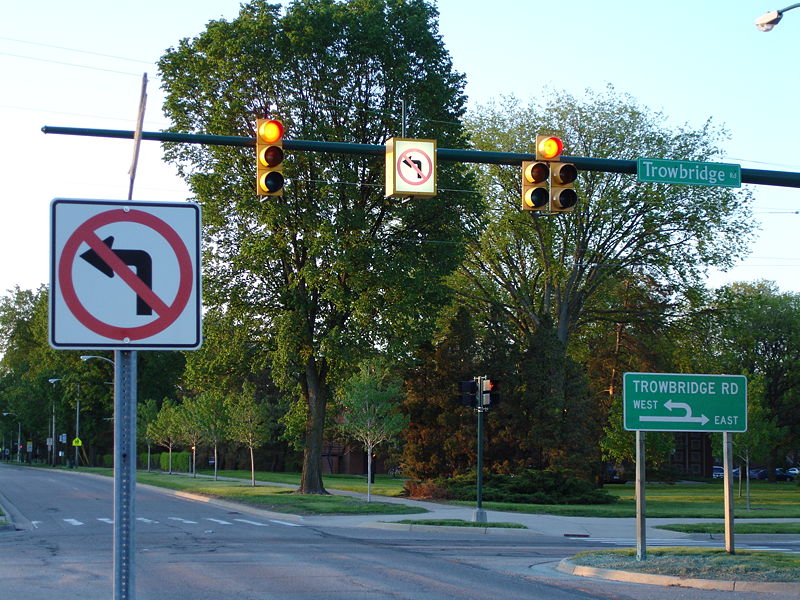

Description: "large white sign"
49 198 202 350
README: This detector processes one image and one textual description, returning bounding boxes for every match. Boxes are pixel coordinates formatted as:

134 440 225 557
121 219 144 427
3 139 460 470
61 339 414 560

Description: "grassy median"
571 547 800 582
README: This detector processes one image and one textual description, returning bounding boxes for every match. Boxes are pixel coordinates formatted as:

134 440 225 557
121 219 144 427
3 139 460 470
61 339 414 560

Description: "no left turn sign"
49 199 202 350
385 137 437 197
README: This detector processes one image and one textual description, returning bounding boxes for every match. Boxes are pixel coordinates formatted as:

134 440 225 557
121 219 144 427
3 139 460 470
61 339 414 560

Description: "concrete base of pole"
472 509 487 523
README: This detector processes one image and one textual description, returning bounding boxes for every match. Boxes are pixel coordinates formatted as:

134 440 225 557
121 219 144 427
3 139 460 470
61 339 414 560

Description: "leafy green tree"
225 383 270 486
708 281 800 474
401 307 477 480
138 398 160 472
460 87 754 348
147 399 181 474
192 392 229 480
158 0 477 493
336 360 408 501
175 396 206 477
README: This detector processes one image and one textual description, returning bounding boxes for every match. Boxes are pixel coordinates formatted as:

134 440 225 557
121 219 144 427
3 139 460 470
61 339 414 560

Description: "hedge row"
407 470 616 505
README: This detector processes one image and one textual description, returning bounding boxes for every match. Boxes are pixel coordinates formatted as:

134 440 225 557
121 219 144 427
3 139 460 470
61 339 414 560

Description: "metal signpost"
50 198 201 599
623 372 747 557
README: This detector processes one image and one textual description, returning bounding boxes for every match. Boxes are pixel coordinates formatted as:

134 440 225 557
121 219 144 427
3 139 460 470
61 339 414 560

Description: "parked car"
749 468 768 480
775 468 795 482
712 466 740 478
787 467 800 477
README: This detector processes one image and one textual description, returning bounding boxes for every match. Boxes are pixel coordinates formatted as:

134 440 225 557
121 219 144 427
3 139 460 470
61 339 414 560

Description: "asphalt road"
0 463 796 600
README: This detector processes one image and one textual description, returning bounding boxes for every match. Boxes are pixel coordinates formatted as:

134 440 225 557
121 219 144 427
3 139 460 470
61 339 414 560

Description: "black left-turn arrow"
80 236 154 316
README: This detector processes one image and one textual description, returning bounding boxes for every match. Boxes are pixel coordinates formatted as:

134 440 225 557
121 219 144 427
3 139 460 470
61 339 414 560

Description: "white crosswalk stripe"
234 518 269 527
168 517 198 524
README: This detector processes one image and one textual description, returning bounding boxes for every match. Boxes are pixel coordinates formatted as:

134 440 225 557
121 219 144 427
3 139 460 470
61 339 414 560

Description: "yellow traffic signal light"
535 135 564 161
256 119 285 196
521 161 549 211
550 162 578 212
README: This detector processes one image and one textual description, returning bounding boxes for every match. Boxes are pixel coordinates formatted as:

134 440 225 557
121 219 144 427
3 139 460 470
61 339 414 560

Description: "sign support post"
473 376 488 524
635 430 646 561
114 349 137 599
723 431 735 554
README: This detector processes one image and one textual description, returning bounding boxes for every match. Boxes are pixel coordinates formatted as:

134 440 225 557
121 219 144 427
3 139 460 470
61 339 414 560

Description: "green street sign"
637 158 741 188
623 372 747 432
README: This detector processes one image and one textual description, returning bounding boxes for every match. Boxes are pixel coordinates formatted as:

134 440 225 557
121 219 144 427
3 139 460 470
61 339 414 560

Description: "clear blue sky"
2 0 797 298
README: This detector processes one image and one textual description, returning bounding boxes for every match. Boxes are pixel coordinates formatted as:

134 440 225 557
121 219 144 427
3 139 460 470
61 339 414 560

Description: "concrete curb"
556 558 800 593
364 521 536 535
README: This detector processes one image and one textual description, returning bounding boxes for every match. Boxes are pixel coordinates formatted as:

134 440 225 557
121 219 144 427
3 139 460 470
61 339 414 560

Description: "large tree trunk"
299 356 329 494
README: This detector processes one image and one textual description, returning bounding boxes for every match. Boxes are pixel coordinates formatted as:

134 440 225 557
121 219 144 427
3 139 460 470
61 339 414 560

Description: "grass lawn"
657 522 800 534
465 481 800 518
571 547 800 582
133 471 424 515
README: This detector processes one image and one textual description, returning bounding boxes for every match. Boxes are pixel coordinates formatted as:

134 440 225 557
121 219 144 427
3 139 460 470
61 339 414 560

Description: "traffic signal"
550 161 578 212
481 379 500 407
535 135 564 161
256 118 285 196
521 161 549 211
457 380 478 407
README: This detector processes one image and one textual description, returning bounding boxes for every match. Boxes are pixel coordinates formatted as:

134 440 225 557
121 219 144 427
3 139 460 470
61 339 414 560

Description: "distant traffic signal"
256 119 285 196
457 380 478 407
481 379 500 406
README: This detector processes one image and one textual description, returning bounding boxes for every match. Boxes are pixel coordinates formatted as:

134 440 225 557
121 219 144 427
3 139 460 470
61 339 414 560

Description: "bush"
140 452 160 470
102 454 113 468
159 450 190 472
407 470 615 505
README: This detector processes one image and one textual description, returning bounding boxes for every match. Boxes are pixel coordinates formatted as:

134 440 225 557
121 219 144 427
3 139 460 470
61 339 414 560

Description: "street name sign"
637 158 741 188
50 198 202 350
623 372 747 432
385 137 437 197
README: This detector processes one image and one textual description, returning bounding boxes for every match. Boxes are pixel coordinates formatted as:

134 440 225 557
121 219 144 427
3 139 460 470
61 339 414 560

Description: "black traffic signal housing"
481 379 500 407
256 119 285 196
521 161 549 211
550 161 578 212
457 380 478 407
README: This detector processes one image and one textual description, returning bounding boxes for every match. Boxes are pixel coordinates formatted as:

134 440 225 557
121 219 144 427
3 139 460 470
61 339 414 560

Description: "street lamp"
1 412 21 462
755 3 800 31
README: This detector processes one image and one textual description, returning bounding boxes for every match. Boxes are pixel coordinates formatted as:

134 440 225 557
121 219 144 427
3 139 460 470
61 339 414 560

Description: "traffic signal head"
256 118 285 196
521 161 549 211
535 135 564 161
457 380 478 407
549 162 578 212
481 379 500 407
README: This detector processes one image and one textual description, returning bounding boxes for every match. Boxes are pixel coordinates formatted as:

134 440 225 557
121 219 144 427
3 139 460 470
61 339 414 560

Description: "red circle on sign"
397 148 433 186
58 209 193 341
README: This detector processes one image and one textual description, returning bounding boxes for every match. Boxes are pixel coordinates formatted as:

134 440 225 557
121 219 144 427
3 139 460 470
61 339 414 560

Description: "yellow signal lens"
258 119 284 144
537 136 563 160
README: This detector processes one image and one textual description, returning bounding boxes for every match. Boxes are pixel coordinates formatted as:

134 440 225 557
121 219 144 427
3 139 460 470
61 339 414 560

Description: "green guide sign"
623 372 747 432
637 158 741 188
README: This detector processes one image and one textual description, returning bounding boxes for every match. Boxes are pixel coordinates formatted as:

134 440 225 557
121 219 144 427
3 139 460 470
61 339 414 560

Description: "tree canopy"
157 0 478 492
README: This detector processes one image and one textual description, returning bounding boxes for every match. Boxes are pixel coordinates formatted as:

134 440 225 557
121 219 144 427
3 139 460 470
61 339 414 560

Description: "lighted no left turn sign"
385 137 437 197
49 199 202 350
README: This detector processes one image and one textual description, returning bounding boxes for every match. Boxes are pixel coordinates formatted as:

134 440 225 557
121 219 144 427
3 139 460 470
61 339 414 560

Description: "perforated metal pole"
635 430 646 561
114 350 137 599
723 431 735 554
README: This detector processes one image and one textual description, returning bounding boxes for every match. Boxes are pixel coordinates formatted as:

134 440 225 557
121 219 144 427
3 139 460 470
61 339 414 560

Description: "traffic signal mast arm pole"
42 126 800 189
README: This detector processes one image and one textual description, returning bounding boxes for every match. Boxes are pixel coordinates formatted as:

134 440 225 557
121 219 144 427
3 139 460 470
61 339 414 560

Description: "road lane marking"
63 518 84 526
204 518 232 525
168 517 198 524
234 519 269 527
